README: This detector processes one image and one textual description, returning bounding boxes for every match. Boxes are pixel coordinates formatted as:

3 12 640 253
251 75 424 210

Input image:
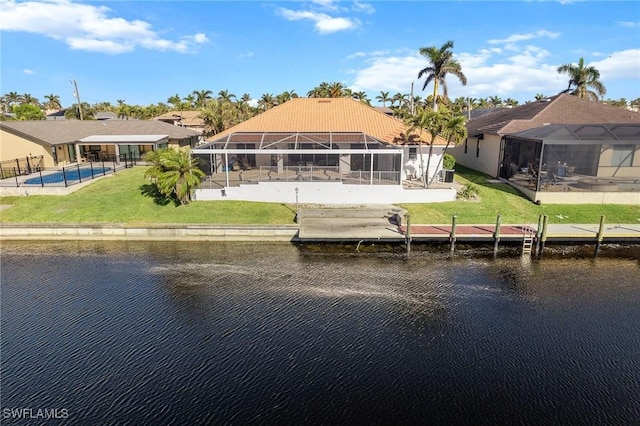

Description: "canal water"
1 241 639 425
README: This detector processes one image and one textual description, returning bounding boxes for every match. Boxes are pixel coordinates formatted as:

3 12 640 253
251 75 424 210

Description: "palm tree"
557 57 606 101
44 94 62 111
143 148 205 205
182 93 196 110
4 92 22 108
193 90 213 108
376 91 391 107
417 40 467 111
351 91 370 104
167 94 181 108
217 90 236 104
428 109 467 185
534 93 546 101
406 106 445 187
21 94 39 106
327 82 348 98
488 95 502 108
258 93 276 110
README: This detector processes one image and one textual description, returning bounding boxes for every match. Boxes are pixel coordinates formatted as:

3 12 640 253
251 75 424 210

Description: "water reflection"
1 241 639 425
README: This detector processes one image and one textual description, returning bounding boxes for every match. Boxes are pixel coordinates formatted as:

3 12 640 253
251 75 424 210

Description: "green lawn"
0 165 638 225
401 166 640 224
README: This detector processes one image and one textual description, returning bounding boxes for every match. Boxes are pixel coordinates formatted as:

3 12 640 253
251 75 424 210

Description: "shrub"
443 153 456 170
457 182 479 200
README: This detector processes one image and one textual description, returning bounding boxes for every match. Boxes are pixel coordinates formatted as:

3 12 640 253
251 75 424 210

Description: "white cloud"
277 7 360 34
352 1 375 14
617 21 640 28
0 0 208 54
488 30 560 45
591 49 640 80
23 69 36 74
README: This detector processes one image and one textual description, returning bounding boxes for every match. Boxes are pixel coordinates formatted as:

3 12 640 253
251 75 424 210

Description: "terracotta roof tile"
207 98 448 146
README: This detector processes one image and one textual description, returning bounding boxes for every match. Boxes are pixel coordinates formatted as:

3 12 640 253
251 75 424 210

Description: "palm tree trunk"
424 143 435 187
428 141 452 186
419 141 426 187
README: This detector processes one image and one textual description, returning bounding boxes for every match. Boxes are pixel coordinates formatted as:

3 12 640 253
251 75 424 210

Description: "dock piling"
405 214 412 255
595 215 606 256
493 215 501 257
539 215 549 257
450 215 457 252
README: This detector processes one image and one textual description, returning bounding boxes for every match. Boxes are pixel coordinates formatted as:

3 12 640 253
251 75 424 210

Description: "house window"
476 139 480 158
464 138 468 154
611 145 634 167
409 147 417 159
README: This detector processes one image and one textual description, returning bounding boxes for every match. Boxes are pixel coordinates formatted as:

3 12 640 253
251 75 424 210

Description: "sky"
1 0 639 108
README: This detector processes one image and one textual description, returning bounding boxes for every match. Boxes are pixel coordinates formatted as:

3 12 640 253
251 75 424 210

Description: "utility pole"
70 79 83 120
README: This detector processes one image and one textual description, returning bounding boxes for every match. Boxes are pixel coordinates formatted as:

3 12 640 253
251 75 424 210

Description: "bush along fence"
0 154 138 188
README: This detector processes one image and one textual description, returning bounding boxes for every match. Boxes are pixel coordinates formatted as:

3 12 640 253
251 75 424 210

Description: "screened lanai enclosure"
499 124 640 197
192 132 404 188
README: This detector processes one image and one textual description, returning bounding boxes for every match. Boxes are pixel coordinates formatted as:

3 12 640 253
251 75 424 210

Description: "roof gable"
207 98 448 145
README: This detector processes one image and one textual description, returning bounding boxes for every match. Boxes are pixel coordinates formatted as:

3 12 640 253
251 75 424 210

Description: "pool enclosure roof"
197 131 391 151
509 123 640 144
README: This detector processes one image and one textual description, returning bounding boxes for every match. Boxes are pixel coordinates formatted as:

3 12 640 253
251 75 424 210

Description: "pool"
24 166 112 184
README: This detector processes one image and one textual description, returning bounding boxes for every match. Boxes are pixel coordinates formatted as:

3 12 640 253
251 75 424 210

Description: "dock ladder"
522 224 535 255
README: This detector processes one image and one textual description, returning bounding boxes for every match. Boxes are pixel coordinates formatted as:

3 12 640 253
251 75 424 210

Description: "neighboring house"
192 98 455 204
154 111 205 136
451 94 640 204
46 109 119 121
0 120 199 169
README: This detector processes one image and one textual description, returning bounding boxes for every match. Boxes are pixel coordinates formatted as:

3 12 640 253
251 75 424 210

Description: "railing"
0 154 137 188
0 155 45 179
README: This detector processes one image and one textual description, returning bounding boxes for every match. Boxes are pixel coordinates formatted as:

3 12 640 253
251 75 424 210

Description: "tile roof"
207 98 448 146
468 94 640 136
0 120 199 146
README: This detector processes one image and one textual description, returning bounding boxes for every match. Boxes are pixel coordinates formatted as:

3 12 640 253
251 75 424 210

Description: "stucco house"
192 98 455 204
451 94 640 204
0 120 199 171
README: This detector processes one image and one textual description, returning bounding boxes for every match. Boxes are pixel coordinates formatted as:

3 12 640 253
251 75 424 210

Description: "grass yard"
401 166 640 225
0 166 296 225
0 165 638 225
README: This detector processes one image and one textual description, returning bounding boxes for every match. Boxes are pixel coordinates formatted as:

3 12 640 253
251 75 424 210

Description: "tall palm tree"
144 148 205 205
376 91 391 107
557 57 606 101
417 40 467 111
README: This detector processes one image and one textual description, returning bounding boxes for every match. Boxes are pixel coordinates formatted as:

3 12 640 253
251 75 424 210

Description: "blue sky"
1 0 639 108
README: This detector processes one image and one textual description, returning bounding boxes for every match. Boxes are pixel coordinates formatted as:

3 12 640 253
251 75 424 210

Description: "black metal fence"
0 154 138 188
0 155 44 179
